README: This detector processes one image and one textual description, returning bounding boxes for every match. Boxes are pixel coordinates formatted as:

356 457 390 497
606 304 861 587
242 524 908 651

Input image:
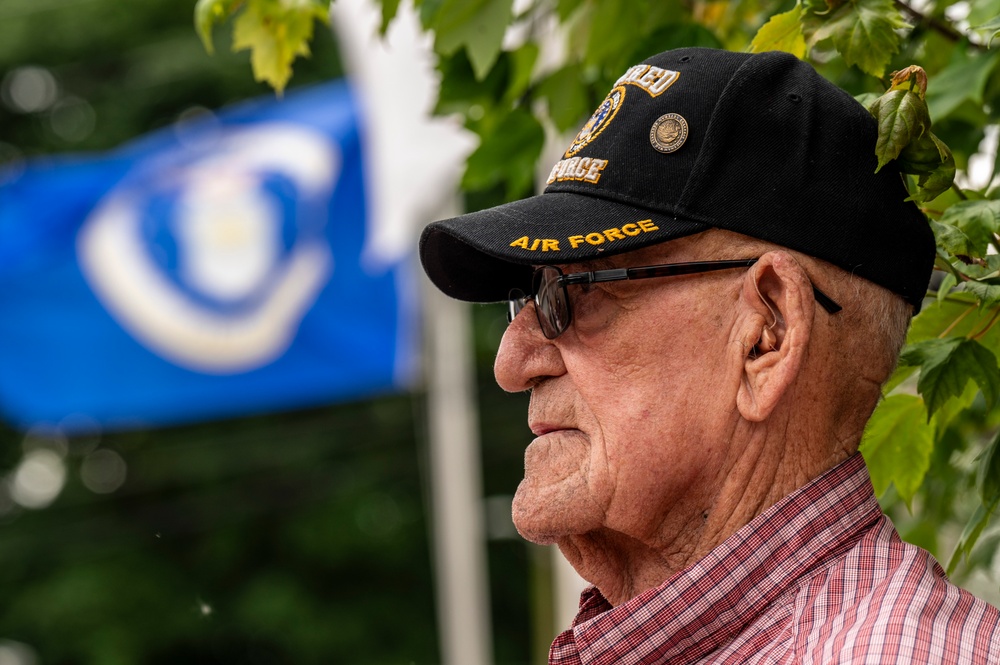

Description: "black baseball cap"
419 47 935 311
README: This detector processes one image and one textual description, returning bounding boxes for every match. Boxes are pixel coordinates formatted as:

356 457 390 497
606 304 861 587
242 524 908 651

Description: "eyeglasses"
507 258 843 340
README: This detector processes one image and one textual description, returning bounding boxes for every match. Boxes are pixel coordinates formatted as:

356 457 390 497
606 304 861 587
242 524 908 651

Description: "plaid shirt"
550 454 1000 664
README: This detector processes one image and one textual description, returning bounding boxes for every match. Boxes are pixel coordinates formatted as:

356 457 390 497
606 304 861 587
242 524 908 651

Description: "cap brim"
419 191 709 302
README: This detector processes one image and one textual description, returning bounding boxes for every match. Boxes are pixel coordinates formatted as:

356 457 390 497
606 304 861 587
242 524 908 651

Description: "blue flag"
0 82 418 432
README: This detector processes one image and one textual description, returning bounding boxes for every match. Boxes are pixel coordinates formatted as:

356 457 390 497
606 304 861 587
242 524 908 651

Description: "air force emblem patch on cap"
565 86 626 157
650 113 688 153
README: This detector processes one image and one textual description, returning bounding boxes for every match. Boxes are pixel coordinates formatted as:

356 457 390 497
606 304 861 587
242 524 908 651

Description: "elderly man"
420 48 1000 663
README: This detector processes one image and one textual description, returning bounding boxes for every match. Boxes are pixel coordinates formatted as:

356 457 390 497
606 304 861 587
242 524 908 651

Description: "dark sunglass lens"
507 289 527 324
535 266 569 338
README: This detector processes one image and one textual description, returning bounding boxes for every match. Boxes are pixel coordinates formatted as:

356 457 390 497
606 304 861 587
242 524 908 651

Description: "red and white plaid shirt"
549 453 1000 664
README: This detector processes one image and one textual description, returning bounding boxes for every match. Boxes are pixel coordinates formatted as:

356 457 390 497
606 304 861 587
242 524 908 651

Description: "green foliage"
949 497 1000 574
925 48 998 123
870 88 932 171
195 0 242 53
535 64 589 132
978 428 1000 504
948 422 1000 574
966 280 1000 308
0 0 343 159
428 0 514 80
863 65 957 202
900 131 956 202
0 400 444 664
195 0 329 93
802 0 907 77
937 200 1000 256
900 337 999 417
860 394 935 501
972 14 1000 48
750 6 807 58
463 107 545 198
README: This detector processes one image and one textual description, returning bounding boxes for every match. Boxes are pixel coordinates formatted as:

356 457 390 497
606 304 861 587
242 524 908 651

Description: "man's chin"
511 481 602 545
513 526 561 546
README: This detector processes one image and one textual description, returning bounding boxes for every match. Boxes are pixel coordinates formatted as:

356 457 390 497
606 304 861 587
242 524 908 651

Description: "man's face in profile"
493 239 740 550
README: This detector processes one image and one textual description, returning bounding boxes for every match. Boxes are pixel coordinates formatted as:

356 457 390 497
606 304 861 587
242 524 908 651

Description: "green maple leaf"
904 133 955 203
906 292 978 343
929 220 972 257
864 66 957 202
431 0 513 80
859 394 934 502
231 0 328 94
902 337 1000 416
963 281 1000 310
896 127 947 177
937 200 1000 257
803 0 907 78
868 88 931 172
463 108 544 198
750 6 807 58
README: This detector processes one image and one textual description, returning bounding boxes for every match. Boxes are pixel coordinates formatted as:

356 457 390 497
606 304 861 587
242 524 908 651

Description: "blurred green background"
0 0 538 662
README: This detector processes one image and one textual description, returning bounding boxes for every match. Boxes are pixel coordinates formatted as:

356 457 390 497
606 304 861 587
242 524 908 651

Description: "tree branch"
895 0 986 51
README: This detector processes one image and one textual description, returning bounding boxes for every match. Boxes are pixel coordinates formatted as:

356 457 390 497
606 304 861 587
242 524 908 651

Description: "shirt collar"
568 453 881 664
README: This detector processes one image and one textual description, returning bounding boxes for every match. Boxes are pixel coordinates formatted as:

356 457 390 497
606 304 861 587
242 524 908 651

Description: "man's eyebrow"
589 258 620 271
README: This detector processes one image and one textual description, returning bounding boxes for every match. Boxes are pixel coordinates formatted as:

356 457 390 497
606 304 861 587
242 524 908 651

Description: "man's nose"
493 304 566 393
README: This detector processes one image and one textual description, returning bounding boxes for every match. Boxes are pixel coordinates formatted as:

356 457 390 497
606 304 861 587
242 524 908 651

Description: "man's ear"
736 252 815 422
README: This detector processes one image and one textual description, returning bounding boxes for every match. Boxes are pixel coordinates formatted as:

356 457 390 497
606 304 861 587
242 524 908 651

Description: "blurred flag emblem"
0 82 418 432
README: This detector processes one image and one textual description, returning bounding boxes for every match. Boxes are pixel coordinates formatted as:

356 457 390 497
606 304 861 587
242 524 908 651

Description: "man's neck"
557 423 852 607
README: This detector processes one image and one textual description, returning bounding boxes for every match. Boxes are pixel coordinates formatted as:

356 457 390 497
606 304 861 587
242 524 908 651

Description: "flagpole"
326 2 487 655
424 267 493 665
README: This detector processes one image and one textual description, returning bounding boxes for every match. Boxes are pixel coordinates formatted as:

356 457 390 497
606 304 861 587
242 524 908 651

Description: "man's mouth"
529 423 571 436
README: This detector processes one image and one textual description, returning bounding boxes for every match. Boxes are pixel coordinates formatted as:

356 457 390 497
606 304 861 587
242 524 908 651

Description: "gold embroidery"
510 220 660 252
